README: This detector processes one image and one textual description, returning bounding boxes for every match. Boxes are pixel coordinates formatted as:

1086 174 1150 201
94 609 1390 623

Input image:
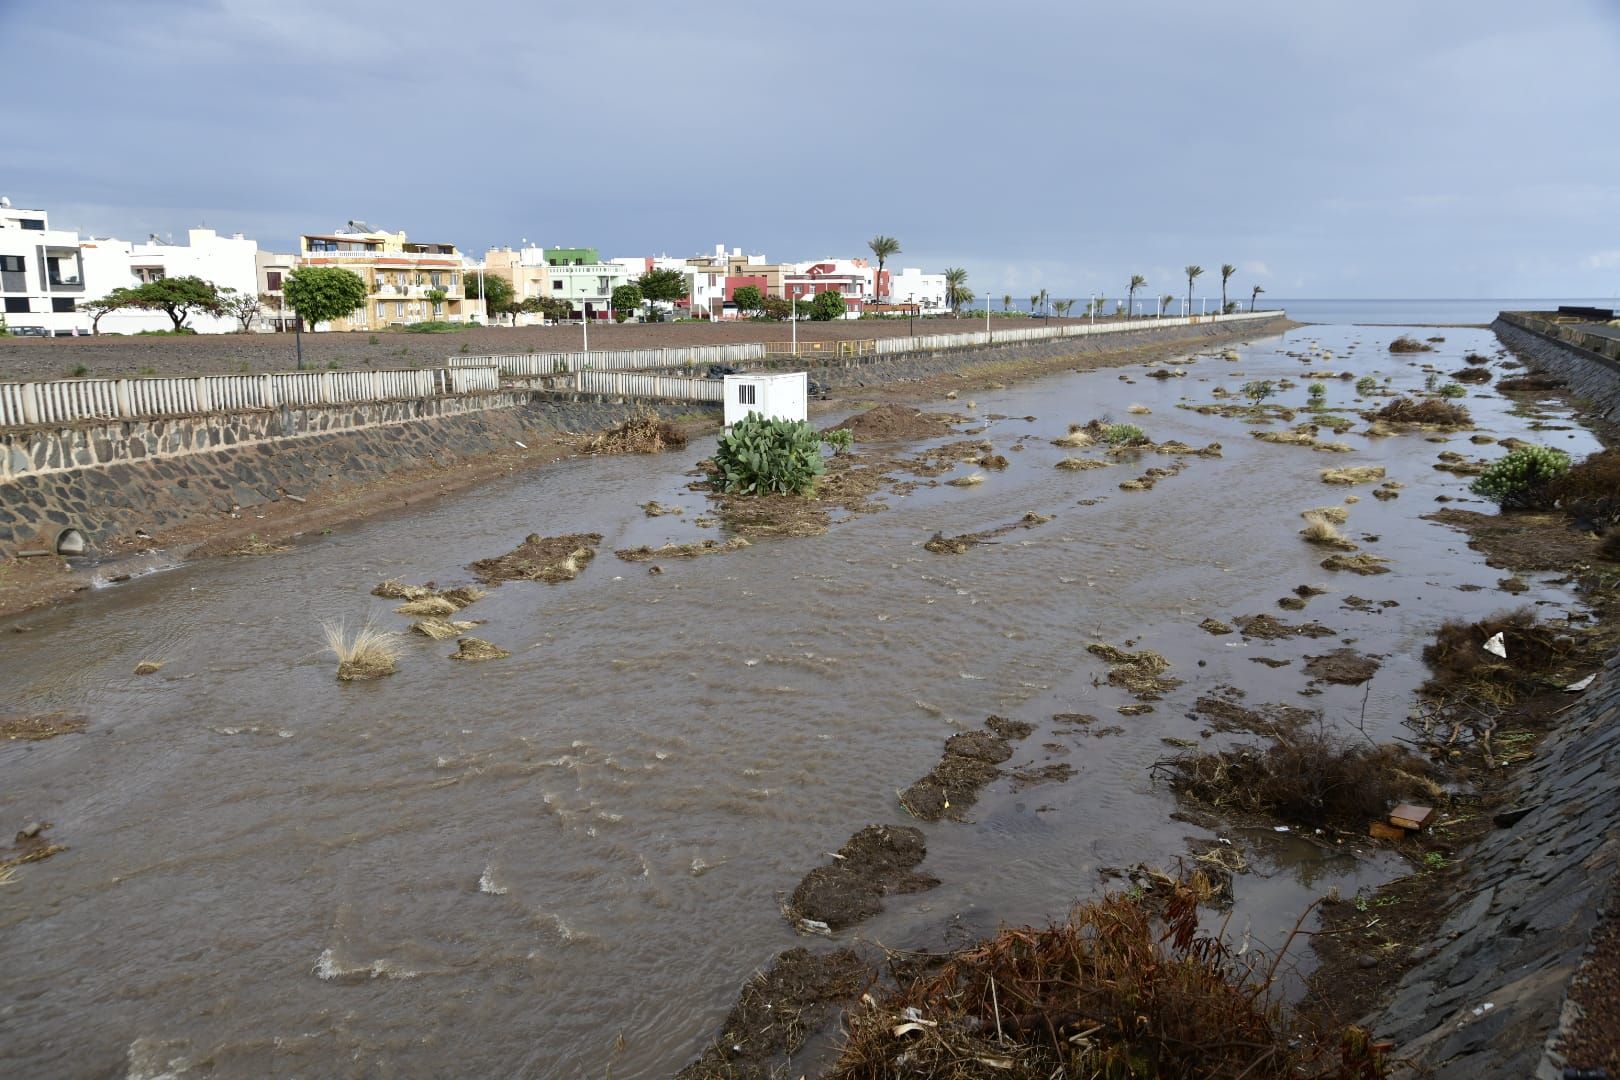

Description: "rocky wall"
1495 316 1620 423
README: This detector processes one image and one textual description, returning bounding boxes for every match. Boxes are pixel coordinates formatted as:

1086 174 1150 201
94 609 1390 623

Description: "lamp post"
791 288 797 355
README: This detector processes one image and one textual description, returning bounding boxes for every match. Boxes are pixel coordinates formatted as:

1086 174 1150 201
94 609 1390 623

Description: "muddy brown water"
0 326 1603 1078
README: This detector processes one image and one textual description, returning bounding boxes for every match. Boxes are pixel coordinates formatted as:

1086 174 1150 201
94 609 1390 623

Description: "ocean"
985 297 1617 325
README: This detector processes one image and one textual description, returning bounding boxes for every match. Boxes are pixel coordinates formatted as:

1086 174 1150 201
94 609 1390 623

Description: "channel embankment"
0 315 1286 616
1357 314 1620 1078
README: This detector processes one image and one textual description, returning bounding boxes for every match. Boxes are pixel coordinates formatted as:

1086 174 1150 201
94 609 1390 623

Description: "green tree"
732 285 763 316
1220 263 1237 313
80 288 138 334
119 275 226 331
1127 274 1146 317
611 283 643 322
1251 284 1266 312
283 266 369 331
760 294 793 320
464 273 514 319
809 289 847 321
637 268 689 306
1028 294 1040 316
944 268 970 312
1185 265 1203 315
867 235 900 300
424 288 449 320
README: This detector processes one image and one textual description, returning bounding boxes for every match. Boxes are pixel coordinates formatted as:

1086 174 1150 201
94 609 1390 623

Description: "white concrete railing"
0 367 450 427
574 370 724 402
449 342 766 375
871 309 1280 355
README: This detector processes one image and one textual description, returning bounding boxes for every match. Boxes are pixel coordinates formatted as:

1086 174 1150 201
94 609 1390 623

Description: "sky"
4 0 1619 300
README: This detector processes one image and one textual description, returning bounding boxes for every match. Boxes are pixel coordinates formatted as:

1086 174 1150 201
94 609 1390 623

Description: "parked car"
9 325 48 338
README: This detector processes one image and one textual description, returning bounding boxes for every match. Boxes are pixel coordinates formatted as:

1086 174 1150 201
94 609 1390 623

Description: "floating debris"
471 532 604 584
615 537 751 561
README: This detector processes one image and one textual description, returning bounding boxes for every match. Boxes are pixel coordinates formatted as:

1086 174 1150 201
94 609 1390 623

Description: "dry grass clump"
372 579 433 600
946 471 986 487
395 595 458 618
1388 335 1434 353
1373 396 1472 428
1421 607 1582 704
323 621 400 681
615 537 751 561
829 883 1384 1079
1321 553 1391 575
409 618 477 640
576 407 687 455
1496 372 1564 392
1055 456 1110 470
469 532 603 584
1547 448 1620 528
1051 425 1095 448
1253 429 1316 446
449 636 510 662
1088 643 1180 700
1 712 88 741
1320 465 1386 485
1463 352 1491 365
1303 506 1349 524
1451 366 1491 383
1127 403 1151 415
133 660 164 675
1300 512 1357 550
1163 730 1439 833
438 585 485 608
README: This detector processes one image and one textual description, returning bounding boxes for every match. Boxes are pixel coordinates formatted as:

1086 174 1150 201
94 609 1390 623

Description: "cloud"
1583 251 1620 271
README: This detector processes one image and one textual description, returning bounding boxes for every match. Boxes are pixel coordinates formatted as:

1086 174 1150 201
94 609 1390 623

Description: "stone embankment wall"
1369 654 1618 1079
1495 314 1620 422
0 316 1284 558
0 395 660 556
1364 317 1620 1077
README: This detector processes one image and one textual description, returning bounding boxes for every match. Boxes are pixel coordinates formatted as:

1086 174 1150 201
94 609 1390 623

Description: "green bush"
1470 446 1570 509
711 414 828 495
1439 382 1466 398
823 427 854 455
1355 376 1378 394
1102 423 1149 447
1307 382 1326 399
399 321 468 333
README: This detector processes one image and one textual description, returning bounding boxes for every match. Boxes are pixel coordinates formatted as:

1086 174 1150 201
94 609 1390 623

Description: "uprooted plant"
1371 396 1472 428
576 406 688 455
830 880 1388 1078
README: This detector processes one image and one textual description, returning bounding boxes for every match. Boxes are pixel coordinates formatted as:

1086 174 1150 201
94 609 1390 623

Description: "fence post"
319 370 333 403
114 379 133 418
369 370 382 401
194 376 212 413
20 383 40 426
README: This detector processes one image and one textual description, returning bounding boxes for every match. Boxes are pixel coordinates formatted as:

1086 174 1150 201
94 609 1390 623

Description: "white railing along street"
573 370 724 402
449 342 766 375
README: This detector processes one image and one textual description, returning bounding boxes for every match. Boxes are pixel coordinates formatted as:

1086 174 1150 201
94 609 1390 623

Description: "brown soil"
787 824 939 932
0 712 87 741
833 403 964 442
1424 508 1600 572
469 532 602 583
218 535 291 556
1236 614 1337 640
1562 876 1620 1074
1304 648 1383 685
899 716 1032 822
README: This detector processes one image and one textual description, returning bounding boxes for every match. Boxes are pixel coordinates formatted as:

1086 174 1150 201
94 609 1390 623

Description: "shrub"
823 427 853 455
1600 526 1620 562
1451 366 1491 383
711 414 828 495
1469 445 1570 508
399 321 467 333
1374 396 1472 427
1102 422 1149 447
1438 382 1466 398
367 334 380 345
1307 382 1326 400
1388 335 1433 353
1242 379 1275 406
1463 352 1490 364
1354 375 1378 394
70 364 89 378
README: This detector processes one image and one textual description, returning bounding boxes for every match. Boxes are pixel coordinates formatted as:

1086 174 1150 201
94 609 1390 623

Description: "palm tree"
1028 294 1040 316
867 236 900 302
944 267 970 313
1185 265 1203 315
1127 274 1146 318
1159 293 1176 318
1036 288 1050 318
1002 293 1012 314
1220 264 1237 313
1251 284 1266 312
1054 299 1075 318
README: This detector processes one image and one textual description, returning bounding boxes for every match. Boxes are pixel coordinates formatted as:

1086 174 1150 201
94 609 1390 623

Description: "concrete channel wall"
1360 317 1620 1078
1495 313 1620 422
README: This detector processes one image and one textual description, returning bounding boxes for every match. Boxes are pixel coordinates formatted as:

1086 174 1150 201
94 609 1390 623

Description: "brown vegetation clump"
1601 526 1620 562
576 407 687 455
1300 512 1357 550
1388 335 1434 353
323 621 400 681
1087 643 1180 700
1547 448 1620 528
1 712 88 741
1372 396 1472 428
1163 729 1438 832
1303 506 1349 524
469 532 603 584
1421 607 1582 704
1051 425 1095 448
676 949 873 1080
1463 352 1491 365
1496 372 1564 392
395 595 458 618
1451 366 1491 383
1321 553 1392 575
836 404 960 442
409 618 477 640
133 660 164 675
1055 456 1110 471
787 825 939 931
1320 465 1386 486
829 883 1386 1079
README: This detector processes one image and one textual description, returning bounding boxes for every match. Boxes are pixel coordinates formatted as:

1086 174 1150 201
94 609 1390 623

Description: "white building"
888 268 948 312
79 228 260 334
0 201 88 336
723 372 808 428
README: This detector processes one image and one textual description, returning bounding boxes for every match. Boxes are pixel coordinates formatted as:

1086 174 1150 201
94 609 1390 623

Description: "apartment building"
297 224 466 331
0 201 87 336
78 228 259 334
887 267 948 311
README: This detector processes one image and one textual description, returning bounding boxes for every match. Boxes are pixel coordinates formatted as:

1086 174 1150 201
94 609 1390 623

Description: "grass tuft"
323 621 400 681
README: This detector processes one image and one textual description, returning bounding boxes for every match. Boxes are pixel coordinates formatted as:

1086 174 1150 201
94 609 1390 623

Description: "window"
395 302 403 317
552 280 563 291
0 255 22 273
377 302 387 318
20 218 43 231
265 271 282 290
737 383 756 406
52 298 75 312
4 297 30 313
433 301 444 315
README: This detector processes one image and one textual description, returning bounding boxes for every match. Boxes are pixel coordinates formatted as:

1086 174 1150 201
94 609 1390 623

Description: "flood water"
1 325 1602 1078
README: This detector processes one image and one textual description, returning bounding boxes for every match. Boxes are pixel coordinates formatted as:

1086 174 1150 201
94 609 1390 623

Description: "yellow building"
297 225 466 331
